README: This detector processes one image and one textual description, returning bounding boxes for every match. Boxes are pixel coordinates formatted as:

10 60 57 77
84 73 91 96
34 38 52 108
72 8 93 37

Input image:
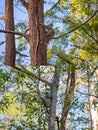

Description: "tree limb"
0 16 5 20
54 10 98 39
0 29 29 41
90 66 98 77
45 0 61 15
13 66 52 87
81 28 98 43
57 53 76 65
19 0 28 9
16 51 29 57
77 90 98 98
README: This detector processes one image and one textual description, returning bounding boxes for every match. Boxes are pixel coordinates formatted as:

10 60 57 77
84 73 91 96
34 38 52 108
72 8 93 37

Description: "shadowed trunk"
37 0 47 65
5 0 15 66
28 0 38 65
28 0 46 65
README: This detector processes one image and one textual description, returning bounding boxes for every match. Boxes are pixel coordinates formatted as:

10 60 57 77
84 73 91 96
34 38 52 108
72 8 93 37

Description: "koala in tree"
40 23 55 42
45 24 55 40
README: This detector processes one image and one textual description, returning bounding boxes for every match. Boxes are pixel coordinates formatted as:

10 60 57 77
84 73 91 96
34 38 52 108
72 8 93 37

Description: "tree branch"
45 0 61 15
77 90 98 98
19 0 28 9
54 10 98 39
0 29 29 41
57 53 76 65
90 66 98 78
38 93 49 114
13 66 52 87
0 16 5 20
82 28 98 43
16 51 29 57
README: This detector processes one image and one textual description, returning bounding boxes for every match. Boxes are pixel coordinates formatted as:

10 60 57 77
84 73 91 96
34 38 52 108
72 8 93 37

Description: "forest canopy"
0 0 98 130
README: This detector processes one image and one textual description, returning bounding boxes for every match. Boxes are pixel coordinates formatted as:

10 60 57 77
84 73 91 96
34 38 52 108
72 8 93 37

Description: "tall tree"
0 0 48 65
60 67 75 130
48 68 59 130
27 0 47 65
5 0 15 66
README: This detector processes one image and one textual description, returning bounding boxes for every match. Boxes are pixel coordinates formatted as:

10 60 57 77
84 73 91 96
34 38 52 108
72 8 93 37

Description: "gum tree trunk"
5 0 15 66
48 68 59 130
37 0 47 65
60 68 75 130
28 0 46 65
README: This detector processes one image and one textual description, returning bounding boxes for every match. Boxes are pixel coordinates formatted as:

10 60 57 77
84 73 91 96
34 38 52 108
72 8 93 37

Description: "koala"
45 24 55 40
40 23 55 42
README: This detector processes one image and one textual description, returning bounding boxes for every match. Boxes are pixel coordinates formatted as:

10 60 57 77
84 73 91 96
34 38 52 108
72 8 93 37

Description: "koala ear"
47 23 53 29
50 23 53 27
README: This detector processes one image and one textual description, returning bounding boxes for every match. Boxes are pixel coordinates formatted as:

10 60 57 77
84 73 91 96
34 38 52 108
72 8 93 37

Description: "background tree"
0 64 98 130
5 0 15 66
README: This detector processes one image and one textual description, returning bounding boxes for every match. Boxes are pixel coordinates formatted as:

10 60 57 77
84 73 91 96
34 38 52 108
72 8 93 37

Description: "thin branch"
45 0 61 15
13 66 52 87
19 0 28 9
82 28 98 43
38 93 49 114
0 16 5 20
75 46 98 54
90 66 98 78
77 90 98 98
0 41 5 45
16 51 29 57
57 53 76 65
0 29 29 41
0 35 25 46
54 10 98 39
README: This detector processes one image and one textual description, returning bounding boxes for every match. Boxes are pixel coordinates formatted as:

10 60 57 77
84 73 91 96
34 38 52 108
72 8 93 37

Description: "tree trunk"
28 0 38 65
28 0 46 65
5 0 15 66
88 68 98 130
48 68 59 130
60 68 75 130
37 0 47 65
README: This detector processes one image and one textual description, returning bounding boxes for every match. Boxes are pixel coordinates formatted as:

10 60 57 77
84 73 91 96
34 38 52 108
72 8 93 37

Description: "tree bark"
3 0 47 66
48 68 59 130
5 0 15 66
28 0 38 65
27 0 46 65
37 0 47 65
60 68 75 130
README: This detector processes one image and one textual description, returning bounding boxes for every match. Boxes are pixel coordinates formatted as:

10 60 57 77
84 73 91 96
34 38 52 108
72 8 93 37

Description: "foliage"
0 0 98 129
